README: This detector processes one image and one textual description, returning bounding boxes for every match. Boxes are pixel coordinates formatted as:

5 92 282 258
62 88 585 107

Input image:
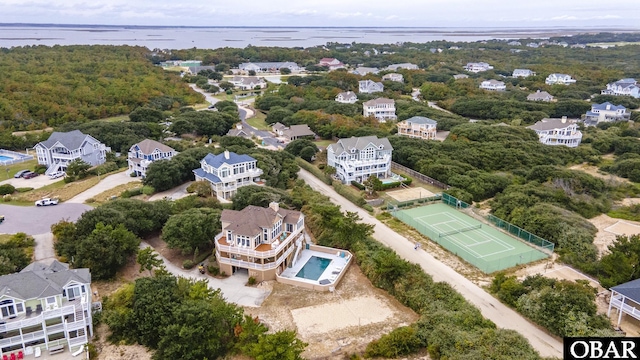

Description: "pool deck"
279 248 351 288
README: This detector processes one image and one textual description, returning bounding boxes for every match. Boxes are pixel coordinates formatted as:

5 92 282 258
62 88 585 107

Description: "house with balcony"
527 117 582 147
527 90 555 102
335 91 358 104
317 58 345 70
0 260 93 357
327 136 393 183
545 73 576 85
464 62 493 73
363 98 396 122
583 102 630 126
512 69 535 78
229 76 267 90
397 116 438 140
479 79 506 91
382 73 404 82
215 202 306 282
193 150 263 201
358 80 384 94
353 67 379 75
601 78 640 98
34 130 110 175
238 62 300 73
385 63 418 71
127 139 177 177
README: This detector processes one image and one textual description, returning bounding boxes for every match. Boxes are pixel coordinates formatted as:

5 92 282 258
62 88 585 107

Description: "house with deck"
608 278 640 330
193 150 263 201
215 203 306 282
382 73 404 82
363 98 396 122
317 58 345 70
464 62 493 73
127 139 177 177
385 63 418 71
34 130 110 175
358 80 384 94
0 260 93 357
229 76 267 90
527 117 582 148
545 73 576 85
601 78 640 98
527 90 555 102
238 62 300 73
327 136 393 183
512 69 535 78
271 123 316 141
353 67 379 76
479 80 506 91
335 91 358 104
397 116 438 140
583 102 630 126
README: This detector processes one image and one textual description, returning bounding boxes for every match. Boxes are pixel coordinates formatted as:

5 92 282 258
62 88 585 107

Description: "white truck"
35 198 59 206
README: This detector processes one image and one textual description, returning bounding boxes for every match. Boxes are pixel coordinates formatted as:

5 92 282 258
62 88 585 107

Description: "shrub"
34 164 47 174
142 185 155 195
15 187 33 193
182 259 195 269
2 194 12 202
121 187 143 198
0 184 15 195
89 161 119 176
208 265 220 275
247 276 257 285
334 183 367 207
351 181 366 190
130 172 138 177
364 326 424 358
86 198 96 203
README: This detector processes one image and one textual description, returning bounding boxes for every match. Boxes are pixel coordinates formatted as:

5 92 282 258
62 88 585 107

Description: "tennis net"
438 224 482 238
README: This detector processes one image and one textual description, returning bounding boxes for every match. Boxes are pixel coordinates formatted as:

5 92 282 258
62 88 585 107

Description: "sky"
1 0 639 28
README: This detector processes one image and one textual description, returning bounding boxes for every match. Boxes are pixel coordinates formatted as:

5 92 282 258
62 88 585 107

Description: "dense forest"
0 45 202 130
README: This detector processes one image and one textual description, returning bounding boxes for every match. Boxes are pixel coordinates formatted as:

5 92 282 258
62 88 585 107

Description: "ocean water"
0 24 611 49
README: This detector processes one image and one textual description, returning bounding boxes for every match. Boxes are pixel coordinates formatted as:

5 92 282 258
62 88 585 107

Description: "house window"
46 296 58 310
67 286 82 301
0 299 17 318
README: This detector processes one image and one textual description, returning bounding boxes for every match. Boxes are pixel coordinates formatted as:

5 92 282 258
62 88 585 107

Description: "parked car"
47 171 65 179
35 198 59 206
23 172 38 179
14 170 30 178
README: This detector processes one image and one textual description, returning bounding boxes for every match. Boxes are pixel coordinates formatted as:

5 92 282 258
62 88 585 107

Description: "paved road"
297 169 563 358
66 172 141 204
0 203 91 235
140 242 269 307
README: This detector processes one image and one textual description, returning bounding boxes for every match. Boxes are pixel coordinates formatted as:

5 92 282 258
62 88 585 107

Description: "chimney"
606 104 611 110
224 150 229 159
269 202 279 212
561 116 567 123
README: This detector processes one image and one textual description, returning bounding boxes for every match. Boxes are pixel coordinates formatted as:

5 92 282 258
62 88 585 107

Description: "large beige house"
397 116 438 140
215 203 306 281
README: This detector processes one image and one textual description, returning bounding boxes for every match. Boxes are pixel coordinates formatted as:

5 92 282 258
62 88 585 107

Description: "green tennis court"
394 203 549 273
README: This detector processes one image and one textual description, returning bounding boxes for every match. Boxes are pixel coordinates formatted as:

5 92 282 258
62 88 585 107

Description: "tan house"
335 91 358 104
527 90 555 102
127 139 177 177
382 73 404 82
271 123 316 141
397 116 437 140
215 203 306 281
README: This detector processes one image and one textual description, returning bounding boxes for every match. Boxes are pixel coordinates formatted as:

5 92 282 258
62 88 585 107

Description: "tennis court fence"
385 194 442 210
441 193 555 255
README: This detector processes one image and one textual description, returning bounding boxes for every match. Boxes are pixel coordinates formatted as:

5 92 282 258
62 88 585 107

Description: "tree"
245 330 307 360
248 70 256 76
186 180 213 197
144 160 184 192
137 247 164 275
66 159 91 180
75 223 140 280
219 81 235 91
129 107 165 123
162 208 221 254
298 146 317 162
280 67 292 75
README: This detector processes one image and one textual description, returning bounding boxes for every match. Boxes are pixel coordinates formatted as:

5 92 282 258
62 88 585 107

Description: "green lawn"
246 111 271 131
1 158 39 179
98 115 129 122
313 139 335 147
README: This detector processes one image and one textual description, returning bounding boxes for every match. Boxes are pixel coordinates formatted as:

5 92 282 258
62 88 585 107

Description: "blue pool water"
296 256 332 281
0 156 12 162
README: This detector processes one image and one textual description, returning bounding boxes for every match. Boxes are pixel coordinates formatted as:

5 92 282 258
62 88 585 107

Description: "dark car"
23 172 39 179
14 170 30 178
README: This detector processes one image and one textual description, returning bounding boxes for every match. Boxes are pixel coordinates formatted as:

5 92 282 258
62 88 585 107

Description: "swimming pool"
296 256 332 280
0 156 12 162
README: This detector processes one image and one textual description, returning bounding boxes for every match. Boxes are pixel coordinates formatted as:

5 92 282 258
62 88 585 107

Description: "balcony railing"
216 229 303 258
217 243 295 270
611 296 640 321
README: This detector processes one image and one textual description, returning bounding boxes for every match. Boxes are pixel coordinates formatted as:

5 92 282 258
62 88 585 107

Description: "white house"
215 202 306 282
327 136 393 183
583 102 630 126
397 116 437 140
335 91 358 104
382 73 404 82
229 76 267 90
607 278 640 330
479 80 506 91
359 80 384 94
34 130 110 175
507 41 522 46
318 58 345 70
0 260 93 357
238 62 300 73
464 62 493 73
385 63 418 71
453 74 469 80
527 117 582 148
271 123 316 141
527 90 555 102
512 69 535 78
527 42 539 48
353 67 379 75
192 150 263 201
601 78 640 98
545 73 576 85
363 98 396 122
127 139 177 177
